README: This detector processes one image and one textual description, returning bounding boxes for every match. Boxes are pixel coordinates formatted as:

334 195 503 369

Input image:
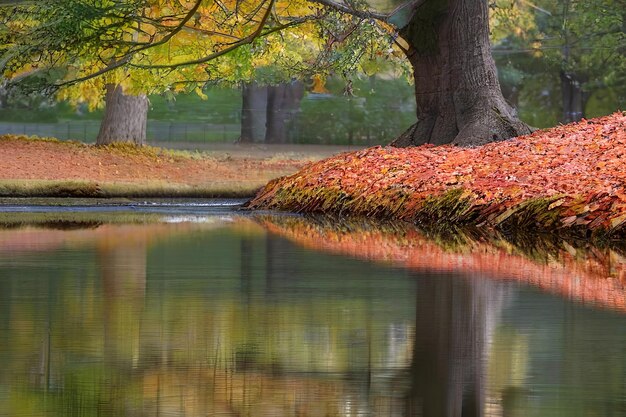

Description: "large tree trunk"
96 84 149 146
265 81 304 144
240 82 268 143
391 0 531 147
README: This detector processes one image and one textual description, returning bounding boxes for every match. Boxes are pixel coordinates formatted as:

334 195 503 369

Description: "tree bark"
265 81 304 144
240 82 268 143
96 84 149 146
391 0 532 147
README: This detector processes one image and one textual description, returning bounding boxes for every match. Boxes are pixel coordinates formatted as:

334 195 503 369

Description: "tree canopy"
1 0 406 108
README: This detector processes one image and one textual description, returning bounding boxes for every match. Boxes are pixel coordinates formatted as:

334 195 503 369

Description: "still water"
0 204 625 417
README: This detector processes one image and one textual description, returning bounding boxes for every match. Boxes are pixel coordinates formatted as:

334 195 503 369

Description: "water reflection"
259 216 626 313
0 214 625 416
406 276 506 417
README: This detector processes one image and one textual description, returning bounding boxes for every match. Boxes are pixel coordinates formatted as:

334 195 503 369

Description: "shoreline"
0 179 260 199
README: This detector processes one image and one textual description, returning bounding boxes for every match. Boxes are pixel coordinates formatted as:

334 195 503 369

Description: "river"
0 201 624 416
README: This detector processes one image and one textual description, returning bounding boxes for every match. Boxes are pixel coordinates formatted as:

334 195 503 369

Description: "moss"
413 188 476 225
494 196 563 231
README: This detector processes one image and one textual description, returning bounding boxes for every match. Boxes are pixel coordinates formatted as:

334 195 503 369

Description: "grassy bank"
248 112 626 239
0 179 264 198
0 135 328 198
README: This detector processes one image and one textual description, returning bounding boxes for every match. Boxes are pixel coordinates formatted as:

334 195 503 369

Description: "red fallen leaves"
259 217 626 313
249 112 626 234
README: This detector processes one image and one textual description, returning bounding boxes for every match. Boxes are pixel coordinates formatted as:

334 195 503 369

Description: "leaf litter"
249 112 626 237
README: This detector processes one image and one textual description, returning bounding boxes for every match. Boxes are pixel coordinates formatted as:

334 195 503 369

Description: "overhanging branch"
308 0 426 26
52 0 203 88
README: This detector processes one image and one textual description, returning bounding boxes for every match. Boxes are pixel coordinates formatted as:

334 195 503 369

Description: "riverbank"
248 112 626 238
0 135 342 198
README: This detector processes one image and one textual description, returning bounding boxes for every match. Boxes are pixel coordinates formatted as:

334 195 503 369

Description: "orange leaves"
249 112 626 235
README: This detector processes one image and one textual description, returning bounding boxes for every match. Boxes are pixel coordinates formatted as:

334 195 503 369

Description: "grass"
0 211 165 228
0 179 264 198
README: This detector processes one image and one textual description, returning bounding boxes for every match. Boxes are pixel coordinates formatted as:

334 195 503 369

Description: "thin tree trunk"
96 84 149 146
240 82 268 143
0 80 7 109
391 0 531 147
265 85 289 144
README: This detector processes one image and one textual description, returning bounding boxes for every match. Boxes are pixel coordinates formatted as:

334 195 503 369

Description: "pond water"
0 203 625 417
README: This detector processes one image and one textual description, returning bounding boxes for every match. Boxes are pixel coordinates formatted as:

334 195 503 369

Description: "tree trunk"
0 80 8 109
96 84 149 146
391 0 531 147
240 82 268 143
560 71 586 123
265 81 304 144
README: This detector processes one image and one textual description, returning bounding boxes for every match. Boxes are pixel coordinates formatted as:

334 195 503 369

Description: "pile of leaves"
249 112 626 237
258 216 626 313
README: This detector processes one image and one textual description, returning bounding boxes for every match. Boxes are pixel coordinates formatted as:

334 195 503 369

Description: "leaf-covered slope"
249 112 626 235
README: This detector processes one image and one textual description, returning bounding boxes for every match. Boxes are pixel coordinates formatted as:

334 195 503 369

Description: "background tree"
2 0 399 145
4 0 621 147
491 0 625 125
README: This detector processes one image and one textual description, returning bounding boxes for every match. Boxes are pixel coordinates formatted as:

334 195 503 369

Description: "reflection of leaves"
250 112 626 238
257 215 626 312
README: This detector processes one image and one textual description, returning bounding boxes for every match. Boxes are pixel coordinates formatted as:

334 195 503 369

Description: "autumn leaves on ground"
250 112 626 237
0 136 316 198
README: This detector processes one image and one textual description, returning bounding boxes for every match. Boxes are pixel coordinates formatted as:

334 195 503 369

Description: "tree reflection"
98 240 147 367
2 218 625 416
406 276 506 417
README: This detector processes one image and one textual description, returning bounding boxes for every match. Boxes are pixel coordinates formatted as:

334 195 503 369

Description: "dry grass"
0 134 335 198
0 179 265 198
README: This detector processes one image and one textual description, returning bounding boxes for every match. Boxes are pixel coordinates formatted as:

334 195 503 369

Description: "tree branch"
308 0 426 25
131 0 290 70
52 0 203 88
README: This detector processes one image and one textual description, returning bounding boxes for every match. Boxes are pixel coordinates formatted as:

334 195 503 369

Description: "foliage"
491 0 625 122
1 0 404 108
294 76 415 144
248 112 626 236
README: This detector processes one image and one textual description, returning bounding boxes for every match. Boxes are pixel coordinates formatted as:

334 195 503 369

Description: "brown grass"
0 134 331 198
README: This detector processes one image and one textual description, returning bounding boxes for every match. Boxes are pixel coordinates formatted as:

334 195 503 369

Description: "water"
0 205 625 416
